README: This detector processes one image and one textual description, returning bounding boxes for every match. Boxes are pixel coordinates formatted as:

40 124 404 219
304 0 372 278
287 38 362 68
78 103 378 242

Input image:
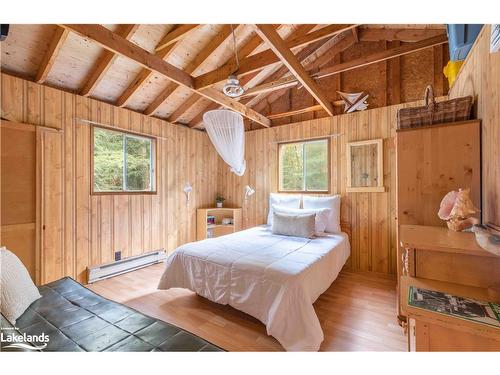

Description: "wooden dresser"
399 225 500 351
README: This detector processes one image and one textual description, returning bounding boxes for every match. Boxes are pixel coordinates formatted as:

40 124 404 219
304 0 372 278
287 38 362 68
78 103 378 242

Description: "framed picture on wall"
346 139 385 193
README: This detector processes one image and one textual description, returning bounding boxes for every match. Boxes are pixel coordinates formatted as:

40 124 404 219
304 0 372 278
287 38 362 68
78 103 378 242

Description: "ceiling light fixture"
223 25 244 98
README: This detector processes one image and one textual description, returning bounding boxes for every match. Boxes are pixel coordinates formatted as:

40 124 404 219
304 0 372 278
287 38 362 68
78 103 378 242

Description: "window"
278 139 329 192
92 126 155 194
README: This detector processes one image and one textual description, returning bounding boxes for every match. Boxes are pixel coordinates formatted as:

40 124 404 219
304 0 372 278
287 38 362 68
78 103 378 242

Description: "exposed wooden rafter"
193 24 357 91
267 104 324 119
358 27 446 42
154 24 200 52
115 24 199 108
61 24 270 127
246 34 449 99
35 26 69 83
80 24 139 97
145 24 235 117
185 25 319 128
177 25 291 126
254 24 334 116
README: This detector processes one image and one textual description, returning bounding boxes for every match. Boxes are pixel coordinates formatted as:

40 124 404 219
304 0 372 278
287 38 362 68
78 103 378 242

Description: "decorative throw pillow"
272 205 331 234
272 212 316 239
267 193 302 226
302 195 341 233
0 247 41 325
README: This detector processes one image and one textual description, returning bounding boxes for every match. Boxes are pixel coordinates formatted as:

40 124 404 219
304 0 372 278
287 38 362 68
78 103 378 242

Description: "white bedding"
157 225 350 351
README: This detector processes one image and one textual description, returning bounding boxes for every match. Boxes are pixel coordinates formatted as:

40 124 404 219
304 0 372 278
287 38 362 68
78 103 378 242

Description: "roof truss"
61 24 270 127
115 24 200 107
193 24 357 91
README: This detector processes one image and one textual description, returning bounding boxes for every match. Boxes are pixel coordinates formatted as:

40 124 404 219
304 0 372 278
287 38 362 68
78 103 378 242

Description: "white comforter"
157 226 350 351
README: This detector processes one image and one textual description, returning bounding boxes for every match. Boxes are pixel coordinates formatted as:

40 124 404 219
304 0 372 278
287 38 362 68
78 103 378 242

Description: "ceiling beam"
246 34 449 98
80 24 139 97
358 27 446 42
245 31 355 111
167 93 200 123
352 27 359 43
254 24 335 116
154 24 200 52
61 24 270 128
311 34 448 80
194 24 357 91
267 104 324 119
185 25 318 128
145 24 234 116
115 24 199 108
178 25 289 127
35 26 69 83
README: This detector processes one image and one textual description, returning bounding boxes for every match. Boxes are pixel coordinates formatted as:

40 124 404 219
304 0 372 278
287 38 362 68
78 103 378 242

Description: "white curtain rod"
75 118 170 141
270 133 344 144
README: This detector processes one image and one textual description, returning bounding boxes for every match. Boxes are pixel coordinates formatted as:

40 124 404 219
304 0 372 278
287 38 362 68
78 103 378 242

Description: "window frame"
90 125 157 195
277 137 331 194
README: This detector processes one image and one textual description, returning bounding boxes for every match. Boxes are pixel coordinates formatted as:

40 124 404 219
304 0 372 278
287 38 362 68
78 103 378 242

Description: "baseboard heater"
87 249 167 284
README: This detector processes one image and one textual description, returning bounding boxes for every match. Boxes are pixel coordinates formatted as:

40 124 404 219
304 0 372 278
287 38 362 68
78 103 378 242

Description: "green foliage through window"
93 127 154 193
279 139 328 192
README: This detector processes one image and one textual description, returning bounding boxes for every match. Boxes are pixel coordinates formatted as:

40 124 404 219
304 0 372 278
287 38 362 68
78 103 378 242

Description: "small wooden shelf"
400 225 495 258
207 224 234 229
197 207 241 240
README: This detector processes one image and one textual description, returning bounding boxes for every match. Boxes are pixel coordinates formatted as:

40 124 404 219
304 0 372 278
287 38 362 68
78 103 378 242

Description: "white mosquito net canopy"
203 109 246 176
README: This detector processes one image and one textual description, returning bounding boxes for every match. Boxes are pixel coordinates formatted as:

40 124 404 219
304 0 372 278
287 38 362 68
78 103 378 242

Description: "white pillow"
267 193 302 226
302 195 341 233
272 205 331 234
272 212 316 239
0 247 41 325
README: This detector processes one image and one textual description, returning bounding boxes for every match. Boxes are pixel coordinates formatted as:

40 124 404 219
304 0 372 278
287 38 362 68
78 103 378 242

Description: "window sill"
91 191 157 196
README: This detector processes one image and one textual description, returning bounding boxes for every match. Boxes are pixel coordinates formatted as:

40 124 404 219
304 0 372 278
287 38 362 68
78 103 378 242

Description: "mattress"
158 225 350 351
0 277 223 352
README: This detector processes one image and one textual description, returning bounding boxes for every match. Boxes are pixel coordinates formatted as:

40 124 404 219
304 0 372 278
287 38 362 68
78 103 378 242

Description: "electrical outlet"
114 251 121 261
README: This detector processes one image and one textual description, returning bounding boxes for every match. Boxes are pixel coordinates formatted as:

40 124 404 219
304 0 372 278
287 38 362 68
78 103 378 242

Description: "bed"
1 277 223 352
158 225 350 351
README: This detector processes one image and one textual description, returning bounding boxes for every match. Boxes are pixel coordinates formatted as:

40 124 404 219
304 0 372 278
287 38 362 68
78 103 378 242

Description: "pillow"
272 212 316 238
267 193 302 226
302 195 341 233
0 247 41 325
272 205 331 234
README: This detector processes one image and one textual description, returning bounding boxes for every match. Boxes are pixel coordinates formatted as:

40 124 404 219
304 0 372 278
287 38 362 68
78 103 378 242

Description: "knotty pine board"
1 73 219 284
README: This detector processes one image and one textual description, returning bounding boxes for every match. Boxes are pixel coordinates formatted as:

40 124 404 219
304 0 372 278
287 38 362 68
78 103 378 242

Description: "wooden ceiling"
1 24 447 130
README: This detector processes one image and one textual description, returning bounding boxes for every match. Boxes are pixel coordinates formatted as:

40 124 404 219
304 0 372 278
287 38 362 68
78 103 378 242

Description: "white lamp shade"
245 185 255 198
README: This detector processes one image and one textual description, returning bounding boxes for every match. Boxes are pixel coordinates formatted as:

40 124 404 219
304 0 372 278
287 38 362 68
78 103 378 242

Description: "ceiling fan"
222 25 244 98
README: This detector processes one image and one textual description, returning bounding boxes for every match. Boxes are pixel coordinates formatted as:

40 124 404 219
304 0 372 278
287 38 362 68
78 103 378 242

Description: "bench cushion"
0 277 223 352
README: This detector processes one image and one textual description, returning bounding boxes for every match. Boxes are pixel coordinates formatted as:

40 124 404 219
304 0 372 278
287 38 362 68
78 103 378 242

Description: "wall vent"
87 249 167 284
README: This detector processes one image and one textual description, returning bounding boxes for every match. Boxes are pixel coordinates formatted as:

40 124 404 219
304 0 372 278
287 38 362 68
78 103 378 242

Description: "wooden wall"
217 98 445 275
1 122 37 279
1 73 219 284
449 25 500 231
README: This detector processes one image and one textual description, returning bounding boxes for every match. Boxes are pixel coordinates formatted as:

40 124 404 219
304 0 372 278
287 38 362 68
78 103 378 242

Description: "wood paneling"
1 72 219 284
217 98 445 274
0 122 37 279
449 25 500 231
396 121 481 228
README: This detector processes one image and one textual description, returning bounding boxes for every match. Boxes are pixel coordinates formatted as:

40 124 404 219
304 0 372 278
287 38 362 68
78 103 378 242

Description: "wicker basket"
397 86 473 129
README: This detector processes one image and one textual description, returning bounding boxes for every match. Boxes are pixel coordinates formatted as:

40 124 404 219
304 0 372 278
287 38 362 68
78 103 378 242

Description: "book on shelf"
408 286 500 328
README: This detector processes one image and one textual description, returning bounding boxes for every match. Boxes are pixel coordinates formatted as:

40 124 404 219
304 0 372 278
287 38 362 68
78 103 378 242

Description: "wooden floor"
87 264 407 351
